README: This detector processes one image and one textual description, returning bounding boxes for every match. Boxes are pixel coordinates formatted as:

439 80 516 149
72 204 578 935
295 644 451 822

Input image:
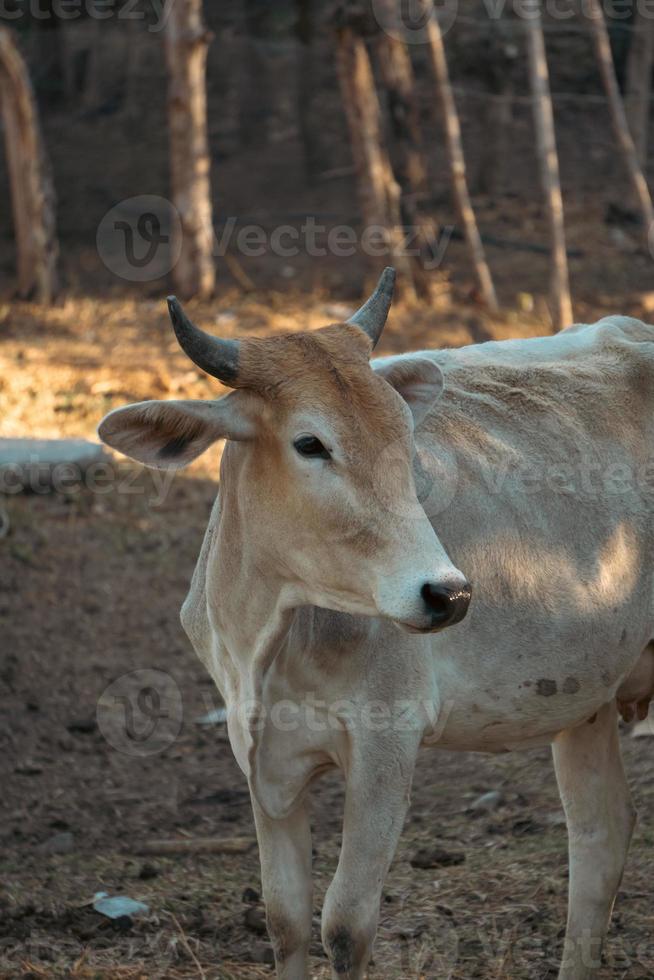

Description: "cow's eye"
293 436 331 460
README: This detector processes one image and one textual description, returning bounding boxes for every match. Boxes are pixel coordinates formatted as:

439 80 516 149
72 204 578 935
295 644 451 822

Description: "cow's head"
99 269 470 634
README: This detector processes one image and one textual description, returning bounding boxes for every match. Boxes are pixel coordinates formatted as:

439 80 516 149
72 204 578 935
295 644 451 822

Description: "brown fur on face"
238 323 413 471
238 323 374 395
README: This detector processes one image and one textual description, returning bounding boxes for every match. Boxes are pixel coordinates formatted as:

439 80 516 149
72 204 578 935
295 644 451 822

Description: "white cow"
99 269 654 980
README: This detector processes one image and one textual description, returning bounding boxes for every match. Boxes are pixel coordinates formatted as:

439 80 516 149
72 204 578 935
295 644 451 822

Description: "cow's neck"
208 471 303 692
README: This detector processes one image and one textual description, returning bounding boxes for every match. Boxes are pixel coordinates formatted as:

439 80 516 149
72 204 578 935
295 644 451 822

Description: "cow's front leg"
553 701 636 980
321 738 418 979
251 796 313 980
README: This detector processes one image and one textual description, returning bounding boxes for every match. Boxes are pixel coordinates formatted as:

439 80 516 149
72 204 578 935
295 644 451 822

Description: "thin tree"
625 6 654 167
525 3 573 330
295 0 322 181
419 0 498 311
374 24 438 297
373 0 428 198
587 0 654 247
164 0 215 299
240 0 273 150
333 14 418 296
0 27 59 303
475 27 517 197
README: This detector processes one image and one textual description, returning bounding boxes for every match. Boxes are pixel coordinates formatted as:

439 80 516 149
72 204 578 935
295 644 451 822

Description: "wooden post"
625 6 654 167
333 20 417 296
419 0 498 311
525 2 573 331
587 0 654 248
0 27 59 304
164 0 215 299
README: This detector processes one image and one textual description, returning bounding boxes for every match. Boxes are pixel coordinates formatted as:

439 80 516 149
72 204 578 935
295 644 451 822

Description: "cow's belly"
428 633 651 752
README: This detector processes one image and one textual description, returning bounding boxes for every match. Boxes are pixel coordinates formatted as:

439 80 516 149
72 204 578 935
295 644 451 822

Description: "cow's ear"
98 391 260 470
374 355 444 425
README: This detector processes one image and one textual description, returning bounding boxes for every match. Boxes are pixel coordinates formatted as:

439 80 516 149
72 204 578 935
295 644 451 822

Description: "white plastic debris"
468 789 504 813
195 706 228 726
631 718 654 738
93 892 149 919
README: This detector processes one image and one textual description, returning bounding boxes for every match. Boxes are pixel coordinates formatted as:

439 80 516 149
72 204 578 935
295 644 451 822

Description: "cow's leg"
251 797 313 980
552 700 636 980
321 741 418 979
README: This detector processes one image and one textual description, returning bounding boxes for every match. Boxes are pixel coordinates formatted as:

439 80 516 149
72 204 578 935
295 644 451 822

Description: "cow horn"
167 297 240 387
347 266 396 348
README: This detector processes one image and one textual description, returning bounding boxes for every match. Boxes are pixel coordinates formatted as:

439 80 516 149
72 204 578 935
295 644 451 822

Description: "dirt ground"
4 2 654 973
2 281 654 980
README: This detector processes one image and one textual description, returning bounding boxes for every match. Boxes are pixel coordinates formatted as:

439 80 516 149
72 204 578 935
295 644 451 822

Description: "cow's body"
185 315 654 802
100 281 654 980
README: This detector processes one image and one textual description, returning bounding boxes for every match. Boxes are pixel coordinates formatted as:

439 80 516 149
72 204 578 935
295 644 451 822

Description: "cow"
99 268 654 980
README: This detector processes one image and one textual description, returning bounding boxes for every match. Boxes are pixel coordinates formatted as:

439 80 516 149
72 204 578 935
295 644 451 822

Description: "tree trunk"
32 0 66 106
0 27 59 304
122 15 141 134
374 21 427 197
240 0 273 150
475 29 517 196
375 28 439 296
525 4 573 331
295 0 322 181
587 0 654 247
164 0 215 299
419 0 498 311
334 22 418 296
625 5 654 166
82 14 103 111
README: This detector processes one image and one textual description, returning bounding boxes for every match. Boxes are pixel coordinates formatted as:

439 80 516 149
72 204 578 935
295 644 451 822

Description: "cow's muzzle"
397 581 472 634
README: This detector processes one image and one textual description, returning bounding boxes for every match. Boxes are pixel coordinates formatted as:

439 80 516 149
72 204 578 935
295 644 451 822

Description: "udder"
617 644 654 722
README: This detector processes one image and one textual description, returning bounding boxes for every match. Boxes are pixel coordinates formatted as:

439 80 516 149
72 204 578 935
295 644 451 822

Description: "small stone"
468 790 504 814
251 942 274 965
37 831 74 855
410 846 466 870
14 762 43 775
138 863 159 880
112 915 133 932
512 817 542 837
243 906 267 935
242 886 260 904
67 718 97 735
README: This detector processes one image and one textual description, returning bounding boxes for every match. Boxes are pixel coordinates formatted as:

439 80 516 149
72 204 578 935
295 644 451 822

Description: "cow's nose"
421 581 472 628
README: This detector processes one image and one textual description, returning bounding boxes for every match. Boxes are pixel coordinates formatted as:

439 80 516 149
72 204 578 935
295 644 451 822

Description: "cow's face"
99 272 470 634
